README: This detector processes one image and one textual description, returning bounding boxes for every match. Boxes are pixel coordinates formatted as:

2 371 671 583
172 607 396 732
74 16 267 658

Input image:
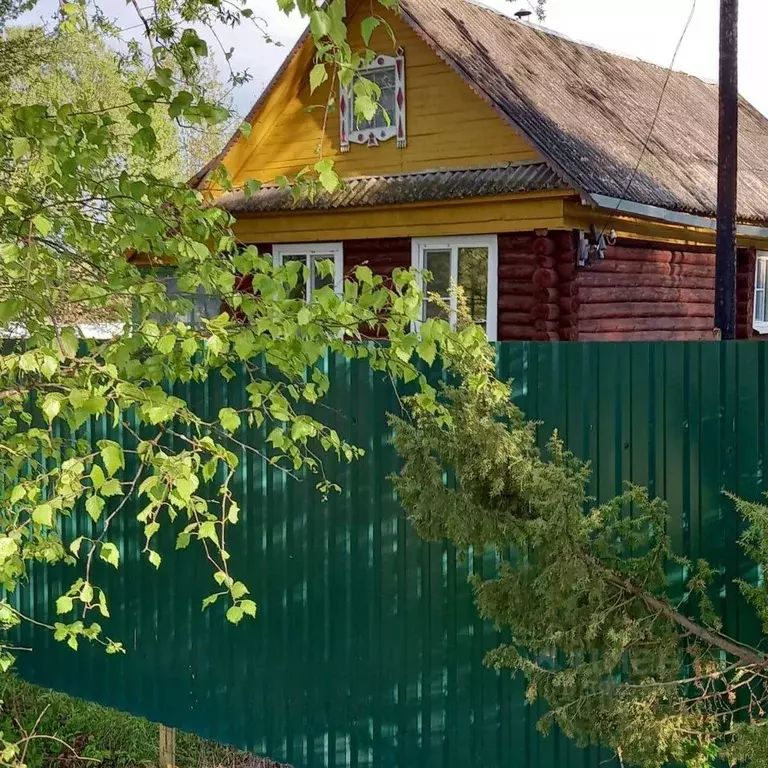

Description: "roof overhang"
585 193 768 242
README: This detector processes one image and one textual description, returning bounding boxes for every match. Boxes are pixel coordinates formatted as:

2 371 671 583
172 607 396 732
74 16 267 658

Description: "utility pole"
715 0 738 339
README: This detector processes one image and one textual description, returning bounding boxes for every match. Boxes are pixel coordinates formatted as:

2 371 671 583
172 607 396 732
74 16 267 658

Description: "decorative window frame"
273 242 344 300
754 251 768 334
411 235 499 342
340 48 406 151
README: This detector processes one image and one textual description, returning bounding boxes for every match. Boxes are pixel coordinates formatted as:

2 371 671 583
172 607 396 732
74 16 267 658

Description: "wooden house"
192 0 768 341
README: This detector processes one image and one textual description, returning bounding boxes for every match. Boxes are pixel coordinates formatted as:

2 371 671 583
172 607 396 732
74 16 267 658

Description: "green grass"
0 676 284 768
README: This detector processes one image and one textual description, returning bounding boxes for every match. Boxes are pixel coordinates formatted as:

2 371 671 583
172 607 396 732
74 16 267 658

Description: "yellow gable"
220 4 541 188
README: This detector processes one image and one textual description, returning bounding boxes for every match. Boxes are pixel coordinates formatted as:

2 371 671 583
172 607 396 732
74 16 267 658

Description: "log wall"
497 234 537 340
343 238 411 278
575 244 717 341
736 248 765 340
239 236 763 343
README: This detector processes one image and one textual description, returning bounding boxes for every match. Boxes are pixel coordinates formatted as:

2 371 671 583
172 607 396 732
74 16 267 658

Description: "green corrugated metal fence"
15 342 768 768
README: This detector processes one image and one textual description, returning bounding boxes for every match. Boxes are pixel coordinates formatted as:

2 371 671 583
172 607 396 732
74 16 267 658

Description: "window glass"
356 66 396 131
756 257 767 324
312 256 336 292
278 253 339 300
282 254 308 300
424 249 451 320
458 247 489 327
160 275 221 327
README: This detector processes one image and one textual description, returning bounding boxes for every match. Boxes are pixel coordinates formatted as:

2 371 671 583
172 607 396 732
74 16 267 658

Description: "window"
145 269 221 328
340 49 406 151
411 236 499 341
754 252 768 333
165 276 222 326
273 243 344 301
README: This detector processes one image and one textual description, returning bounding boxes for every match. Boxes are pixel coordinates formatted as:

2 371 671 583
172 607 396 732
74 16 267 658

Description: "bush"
0 677 286 768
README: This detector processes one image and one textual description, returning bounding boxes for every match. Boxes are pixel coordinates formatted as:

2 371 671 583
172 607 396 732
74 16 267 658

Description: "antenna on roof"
514 9 532 21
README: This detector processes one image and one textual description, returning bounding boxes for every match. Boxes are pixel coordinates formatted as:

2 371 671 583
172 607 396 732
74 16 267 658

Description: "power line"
600 0 698 235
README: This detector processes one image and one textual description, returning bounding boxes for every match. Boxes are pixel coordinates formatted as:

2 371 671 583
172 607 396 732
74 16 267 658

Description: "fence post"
159 725 176 768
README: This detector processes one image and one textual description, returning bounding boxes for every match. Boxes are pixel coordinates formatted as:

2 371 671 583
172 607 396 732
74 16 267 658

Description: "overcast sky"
16 0 768 118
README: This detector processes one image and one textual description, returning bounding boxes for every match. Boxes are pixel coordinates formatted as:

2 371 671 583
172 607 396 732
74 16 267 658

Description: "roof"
197 0 768 225
399 0 768 224
214 162 568 213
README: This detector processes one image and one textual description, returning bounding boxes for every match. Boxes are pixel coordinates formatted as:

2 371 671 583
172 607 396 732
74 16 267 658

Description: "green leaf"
226 605 244 624
100 542 120 568
175 532 191 550
100 478 123 497
416 340 437 366
355 265 374 285
244 178 260 197
98 590 110 617
309 63 328 92
309 9 331 39
12 137 30 160
315 158 340 193
32 503 54 527
56 596 74 614
240 599 257 617
70 537 84 557
59 328 79 359
148 550 162 569
32 214 52 237
231 581 249 599
218 407 241 434
85 495 105 523
9 485 25 504
239 122 252 139
202 593 219 610
41 393 62 425
157 334 176 355
90 464 106 491
99 442 124 476
80 582 94 604
198 521 217 542
202 458 219 482
360 16 381 46
0 298 21 324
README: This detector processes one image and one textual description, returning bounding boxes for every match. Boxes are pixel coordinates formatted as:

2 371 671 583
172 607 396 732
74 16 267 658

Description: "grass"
0 676 286 768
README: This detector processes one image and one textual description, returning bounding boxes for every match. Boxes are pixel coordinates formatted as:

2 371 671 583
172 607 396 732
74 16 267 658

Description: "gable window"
340 49 406 151
411 236 498 341
273 243 344 301
754 252 768 333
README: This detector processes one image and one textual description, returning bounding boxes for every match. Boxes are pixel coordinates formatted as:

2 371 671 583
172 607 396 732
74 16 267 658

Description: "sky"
15 0 768 119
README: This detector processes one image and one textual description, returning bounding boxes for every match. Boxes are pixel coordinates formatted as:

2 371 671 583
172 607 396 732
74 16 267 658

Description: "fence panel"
16 342 768 768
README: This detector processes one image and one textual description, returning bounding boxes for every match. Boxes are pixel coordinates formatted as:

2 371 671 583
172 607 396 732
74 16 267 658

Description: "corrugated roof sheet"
214 162 568 213
400 0 768 223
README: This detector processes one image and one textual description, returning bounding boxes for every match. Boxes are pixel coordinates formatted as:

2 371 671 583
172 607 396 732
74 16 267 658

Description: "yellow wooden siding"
233 194 567 243
228 5 540 185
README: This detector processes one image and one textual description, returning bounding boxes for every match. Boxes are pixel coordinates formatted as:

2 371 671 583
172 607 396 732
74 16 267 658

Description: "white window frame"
411 235 499 342
272 242 344 301
339 49 406 151
754 251 768 334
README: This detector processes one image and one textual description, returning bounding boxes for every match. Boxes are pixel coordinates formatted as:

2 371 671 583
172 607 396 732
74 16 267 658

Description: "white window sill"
753 322 768 335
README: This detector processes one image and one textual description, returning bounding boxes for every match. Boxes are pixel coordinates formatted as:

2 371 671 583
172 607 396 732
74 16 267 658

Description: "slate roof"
196 0 768 225
399 0 768 223
214 162 568 213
